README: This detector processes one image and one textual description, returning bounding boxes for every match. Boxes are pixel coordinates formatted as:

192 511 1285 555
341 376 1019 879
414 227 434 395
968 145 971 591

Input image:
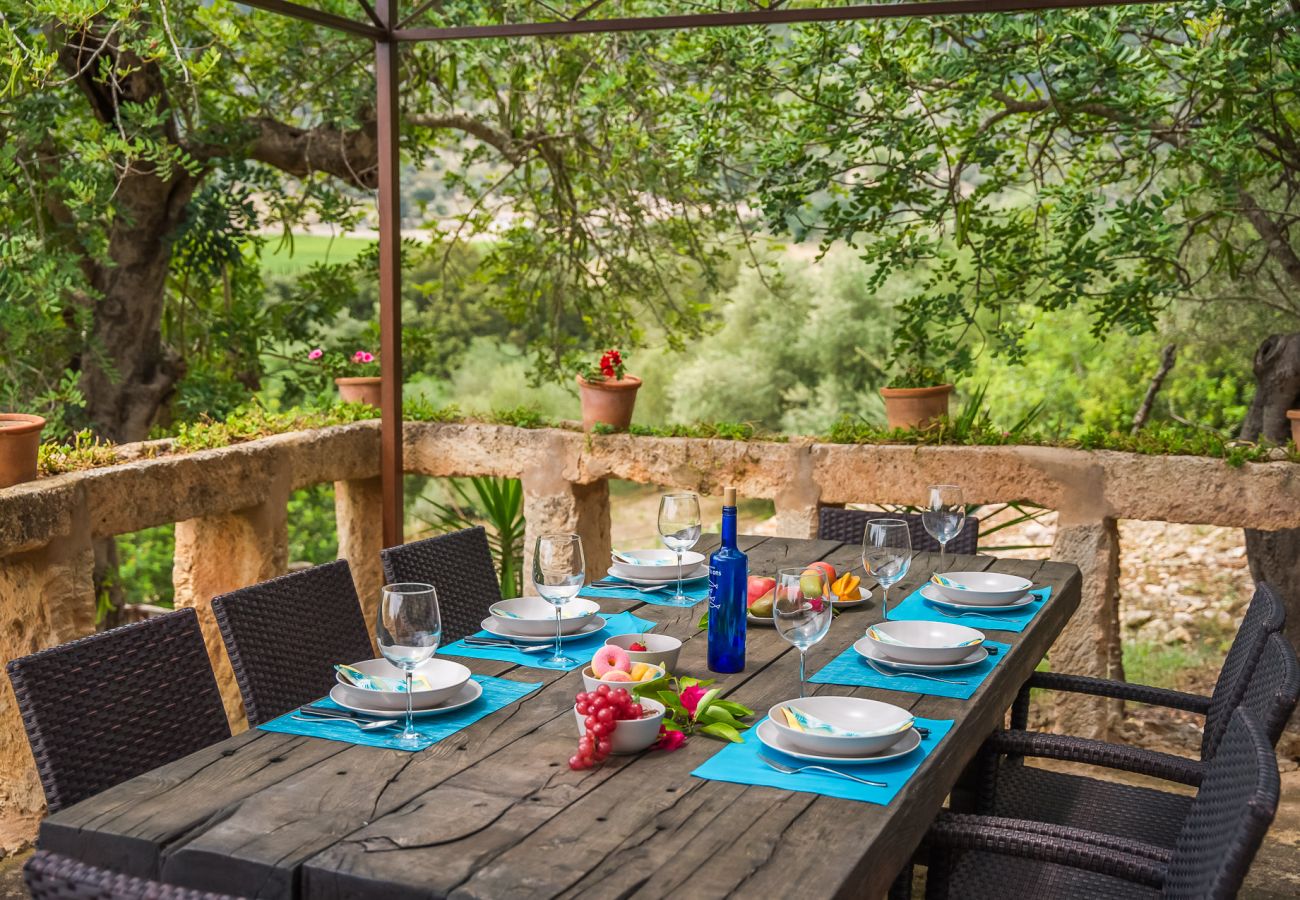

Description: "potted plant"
308 347 382 408
575 349 641 432
880 363 954 431
0 414 45 488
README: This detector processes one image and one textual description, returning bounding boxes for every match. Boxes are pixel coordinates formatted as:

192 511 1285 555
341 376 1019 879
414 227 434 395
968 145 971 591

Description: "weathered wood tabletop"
40 536 1080 899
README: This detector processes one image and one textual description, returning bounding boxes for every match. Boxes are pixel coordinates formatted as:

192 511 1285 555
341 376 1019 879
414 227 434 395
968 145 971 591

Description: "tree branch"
242 117 379 190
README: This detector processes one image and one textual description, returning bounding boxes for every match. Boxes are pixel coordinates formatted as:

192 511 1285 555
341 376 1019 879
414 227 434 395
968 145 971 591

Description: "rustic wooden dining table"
39 535 1080 899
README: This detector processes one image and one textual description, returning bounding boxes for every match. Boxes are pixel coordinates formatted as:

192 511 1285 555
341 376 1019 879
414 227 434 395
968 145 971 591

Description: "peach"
592 645 631 677
601 670 633 682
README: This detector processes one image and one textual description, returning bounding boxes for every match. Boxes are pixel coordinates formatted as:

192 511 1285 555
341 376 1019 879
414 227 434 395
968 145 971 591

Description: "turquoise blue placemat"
886 585 1051 633
258 674 541 751
439 610 656 669
691 716 953 805
580 578 710 606
808 640 1010 699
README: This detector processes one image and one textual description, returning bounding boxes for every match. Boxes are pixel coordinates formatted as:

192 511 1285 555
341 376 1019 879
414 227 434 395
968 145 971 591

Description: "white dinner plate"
327 679 482 718
830 588 872 608
608 563 709 586
853 636 989 671
478 615 607 643
747 612 775 627
755 719 922 765
919 583 1037 612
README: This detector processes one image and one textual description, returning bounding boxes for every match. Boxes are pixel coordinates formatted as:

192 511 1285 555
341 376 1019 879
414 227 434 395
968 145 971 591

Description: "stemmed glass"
921 484 964 569
533 533 586 668
658 492 702 606
862 519 912 618
376 583 441 749
773 567 834 697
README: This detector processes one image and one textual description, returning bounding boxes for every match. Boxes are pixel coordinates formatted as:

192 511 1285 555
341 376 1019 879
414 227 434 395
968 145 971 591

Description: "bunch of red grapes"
570 684 645 770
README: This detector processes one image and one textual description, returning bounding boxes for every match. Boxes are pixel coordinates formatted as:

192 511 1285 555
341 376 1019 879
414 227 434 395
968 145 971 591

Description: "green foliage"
114 525 177 608
287 485 339 564
38 429 125 475
171 402 378 452
416 477 525 597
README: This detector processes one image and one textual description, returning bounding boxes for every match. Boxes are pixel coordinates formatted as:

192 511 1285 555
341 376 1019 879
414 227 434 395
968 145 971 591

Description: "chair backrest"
6 608 230 813
1164 708 1279 899
212 560 374 726
817 507 980 556
1202 582 1287 757
25 849 245 900
1238 631 1300 747
381 526 502 644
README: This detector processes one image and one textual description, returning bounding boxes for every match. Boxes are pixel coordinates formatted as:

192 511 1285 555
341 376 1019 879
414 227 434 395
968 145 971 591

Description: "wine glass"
533 533 586 668
862 519 912 618
773 567 833 697
376 583 441 749
658 492 702 606
921 484 965 569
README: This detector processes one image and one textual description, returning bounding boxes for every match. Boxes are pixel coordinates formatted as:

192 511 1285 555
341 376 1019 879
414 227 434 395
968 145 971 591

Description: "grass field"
260 234 374 277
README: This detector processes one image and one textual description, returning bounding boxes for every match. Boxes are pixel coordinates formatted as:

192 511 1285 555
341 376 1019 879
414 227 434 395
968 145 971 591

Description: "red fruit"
596 707 615 724
597 738 613 755
629 641 648 652
569 755 587 770
591 721 611 737
596 685 612 696
611 688 631 706
585 715 598 730
747 576 776 607
629 703 644 719
806 561 836 583
576 702 590 716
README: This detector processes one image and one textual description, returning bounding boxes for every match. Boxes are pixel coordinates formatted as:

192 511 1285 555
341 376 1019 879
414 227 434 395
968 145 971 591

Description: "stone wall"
1 419 1297 850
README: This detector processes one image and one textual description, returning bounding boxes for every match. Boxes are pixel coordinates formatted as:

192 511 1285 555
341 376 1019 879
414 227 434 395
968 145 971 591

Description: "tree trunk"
1241 333 1300 655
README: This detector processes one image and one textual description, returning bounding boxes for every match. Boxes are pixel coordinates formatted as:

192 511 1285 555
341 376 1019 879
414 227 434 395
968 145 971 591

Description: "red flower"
655 727 687 752
680 684 708 717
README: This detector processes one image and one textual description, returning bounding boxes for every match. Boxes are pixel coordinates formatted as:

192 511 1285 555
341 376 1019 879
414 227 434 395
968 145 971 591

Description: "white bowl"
931 571 1033 605
334 657 471 711
573 697 666 754
864 620 985 665
768 696 914 756
609 549 706 580
581 664 667 693
488 596 600 636
604 633 682 671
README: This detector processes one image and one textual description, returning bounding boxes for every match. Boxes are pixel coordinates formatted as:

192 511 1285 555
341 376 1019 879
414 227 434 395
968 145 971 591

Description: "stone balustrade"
1 419 1297 848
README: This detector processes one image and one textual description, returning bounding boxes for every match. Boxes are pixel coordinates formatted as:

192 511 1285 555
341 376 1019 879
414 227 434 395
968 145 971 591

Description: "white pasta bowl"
767 696 914 757
864 620 985 665
334 657 471 711
930 571 1033 605
609 549 707 580
488 596 601 636
604 632 682 671
573 697 666 754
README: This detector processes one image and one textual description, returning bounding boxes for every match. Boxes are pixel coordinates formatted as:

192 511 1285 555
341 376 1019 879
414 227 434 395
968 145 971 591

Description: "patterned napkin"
886 585 1052 633
258 674 541 752
579 578 710 607
439 610 657 669
691 716 953 805
809 640 1011 700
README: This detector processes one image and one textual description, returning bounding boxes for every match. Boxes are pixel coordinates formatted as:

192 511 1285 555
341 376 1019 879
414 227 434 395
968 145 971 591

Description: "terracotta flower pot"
879 384 954 431
0 414 45 489
577 374 642 432
335 377 382 408
1287 410 1300 448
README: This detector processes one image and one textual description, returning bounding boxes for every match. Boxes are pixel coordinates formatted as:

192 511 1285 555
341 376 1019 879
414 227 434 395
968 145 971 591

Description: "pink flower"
655 727 686 752
360 352 375 363
308 348 323 360
680 685 708 718
352 350 366 363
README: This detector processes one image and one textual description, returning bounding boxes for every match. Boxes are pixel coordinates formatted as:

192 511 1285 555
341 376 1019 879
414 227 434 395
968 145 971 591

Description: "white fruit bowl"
573 697 666 754
768 696 914 756
581 664 667 694
334 657 471 711
488 596 600 636
930 571 1033 605
864 620 985 665
603 633 682 671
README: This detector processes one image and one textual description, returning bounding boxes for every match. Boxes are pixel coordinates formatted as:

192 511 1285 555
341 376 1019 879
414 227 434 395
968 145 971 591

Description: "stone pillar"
767 443 820 538
335 476 383 643
173 471 289 731
1046 517 1124 739
0 522 96 850
521 477 611 595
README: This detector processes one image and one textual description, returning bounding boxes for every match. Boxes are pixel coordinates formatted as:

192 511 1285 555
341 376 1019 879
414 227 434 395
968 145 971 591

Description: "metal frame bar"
237 0 382 38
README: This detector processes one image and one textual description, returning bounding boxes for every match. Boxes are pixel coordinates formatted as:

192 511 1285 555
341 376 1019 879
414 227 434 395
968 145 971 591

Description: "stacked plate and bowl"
920 571 1036 612
331 657 480 717
758 696 921 765
479 595 606 643
854 620 990 673
608 549 708 588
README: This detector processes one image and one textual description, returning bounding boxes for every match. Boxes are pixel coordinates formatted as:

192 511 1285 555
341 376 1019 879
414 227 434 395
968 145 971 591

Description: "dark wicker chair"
25 849 245 899
923 707 1280 899
6 608 230 814
817 507 980 555
380 526 504 645
978 629 1298 849
211 559 374 726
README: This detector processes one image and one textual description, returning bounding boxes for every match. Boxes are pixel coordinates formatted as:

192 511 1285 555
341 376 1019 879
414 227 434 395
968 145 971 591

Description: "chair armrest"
924 813 1169 888
986 730 1204 786
1011 671 1211 729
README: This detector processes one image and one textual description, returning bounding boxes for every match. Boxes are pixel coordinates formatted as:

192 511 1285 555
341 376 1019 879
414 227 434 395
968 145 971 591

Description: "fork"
758 754 887 788
864 659 969 686
291 714 397 731
591 580 672 594
462 638 554 653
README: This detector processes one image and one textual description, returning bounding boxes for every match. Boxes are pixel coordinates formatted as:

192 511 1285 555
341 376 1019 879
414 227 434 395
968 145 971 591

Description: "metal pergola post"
236 0 1168 550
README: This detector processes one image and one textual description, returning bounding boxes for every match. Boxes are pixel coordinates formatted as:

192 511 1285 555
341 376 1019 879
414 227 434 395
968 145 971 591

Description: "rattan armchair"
212 559 375 725
380 526 503 644
817 507 980 555
6 608 231 813
924 707 1280 899
25 850 245 899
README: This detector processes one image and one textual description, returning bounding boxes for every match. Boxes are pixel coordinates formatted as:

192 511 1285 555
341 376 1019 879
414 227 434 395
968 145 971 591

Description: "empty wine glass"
658 492 702 606
533 533 586 668
376 583 441 749
862 519 912 618
921 484 965 569
773 567 834 697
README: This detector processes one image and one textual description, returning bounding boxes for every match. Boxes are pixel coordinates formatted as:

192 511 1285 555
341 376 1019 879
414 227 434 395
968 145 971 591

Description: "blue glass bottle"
707 487 748 673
